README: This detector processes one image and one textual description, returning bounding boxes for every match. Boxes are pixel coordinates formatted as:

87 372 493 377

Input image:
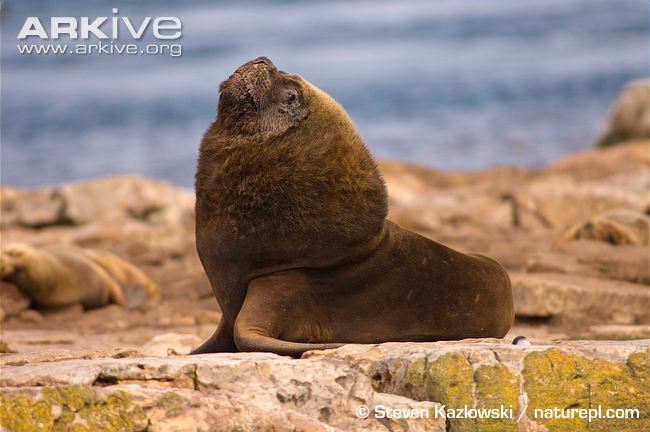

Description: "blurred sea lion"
193 57 513 357
0 244 160 310
560 209 649 246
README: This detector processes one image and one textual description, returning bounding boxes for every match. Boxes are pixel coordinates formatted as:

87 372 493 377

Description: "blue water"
1 0 647 187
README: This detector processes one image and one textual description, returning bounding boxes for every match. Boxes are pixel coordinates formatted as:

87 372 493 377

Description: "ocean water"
1 0 647 187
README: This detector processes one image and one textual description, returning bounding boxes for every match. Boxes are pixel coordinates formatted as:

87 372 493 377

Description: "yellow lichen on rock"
425 352 474 431
522 348 650 431
0 386 148 432
0 391 55 432
475 364 520 432
425 352 474 408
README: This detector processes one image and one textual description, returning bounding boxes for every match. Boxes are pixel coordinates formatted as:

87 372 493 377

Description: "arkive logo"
17 8 182 40
16 8 183 57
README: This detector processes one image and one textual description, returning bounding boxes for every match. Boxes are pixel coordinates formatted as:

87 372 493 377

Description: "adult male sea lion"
193 57 513 357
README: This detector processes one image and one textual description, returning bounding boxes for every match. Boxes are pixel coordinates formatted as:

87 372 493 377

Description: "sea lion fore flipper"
76 256 128 308
234 272 344 357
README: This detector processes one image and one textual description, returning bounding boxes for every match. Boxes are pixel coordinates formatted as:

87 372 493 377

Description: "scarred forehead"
220 58 304 99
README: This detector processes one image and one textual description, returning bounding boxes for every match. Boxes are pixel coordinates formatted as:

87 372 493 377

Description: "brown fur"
0 244 159 310
193 57 513 356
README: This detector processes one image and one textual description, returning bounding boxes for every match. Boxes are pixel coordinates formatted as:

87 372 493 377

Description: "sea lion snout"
217 57 280 128
0 244 32 277
249 56 274 68
227 57 278 104
235 56 277 82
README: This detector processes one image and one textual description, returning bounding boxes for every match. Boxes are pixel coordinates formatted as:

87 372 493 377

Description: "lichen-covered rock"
1 341 647 431
305 340 649 432
0 351 444 431
523 348 650 432
0 386 148 432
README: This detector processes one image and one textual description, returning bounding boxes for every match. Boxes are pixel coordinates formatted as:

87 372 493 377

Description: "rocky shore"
1 340 647 431
1 140 649 431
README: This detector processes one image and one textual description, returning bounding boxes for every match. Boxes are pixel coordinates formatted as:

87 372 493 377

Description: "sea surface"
1 0 647 187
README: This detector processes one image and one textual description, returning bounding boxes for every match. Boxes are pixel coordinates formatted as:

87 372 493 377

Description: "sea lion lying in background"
193 57 513 357
0 244 160 310
561 209 650 246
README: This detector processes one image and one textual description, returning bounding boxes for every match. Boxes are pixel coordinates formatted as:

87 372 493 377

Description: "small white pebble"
512 336 531 346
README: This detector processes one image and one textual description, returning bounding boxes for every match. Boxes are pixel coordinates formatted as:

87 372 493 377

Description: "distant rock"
586 324 650 340
1 175 194 229
0 347 142 367
596 80 650 147
0 340 15 354
527 240 650 284
0 282 30 321
17 309 44 323
58 175 194 226
511 272 649 327
139 333 203 357
549 138 649 181
506 177 645 231
381 140 649 235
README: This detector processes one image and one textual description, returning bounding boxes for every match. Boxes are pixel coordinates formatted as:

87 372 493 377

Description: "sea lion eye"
287 91 297 104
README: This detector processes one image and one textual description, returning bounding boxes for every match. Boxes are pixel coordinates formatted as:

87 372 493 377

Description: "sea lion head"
0 243 34 278
216 56 312 140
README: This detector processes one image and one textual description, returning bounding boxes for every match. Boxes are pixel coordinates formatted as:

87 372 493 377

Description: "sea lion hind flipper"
80 258 129 308
80 249 161 309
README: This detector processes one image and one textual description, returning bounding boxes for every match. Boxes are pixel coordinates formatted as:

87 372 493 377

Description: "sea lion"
560 209 650 246
193 57 513 357
0 244 160 310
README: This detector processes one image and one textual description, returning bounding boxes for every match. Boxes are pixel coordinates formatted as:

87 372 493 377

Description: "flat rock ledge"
1 340 648 432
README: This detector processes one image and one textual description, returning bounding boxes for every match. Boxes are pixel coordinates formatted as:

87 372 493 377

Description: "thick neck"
195 80 388 265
